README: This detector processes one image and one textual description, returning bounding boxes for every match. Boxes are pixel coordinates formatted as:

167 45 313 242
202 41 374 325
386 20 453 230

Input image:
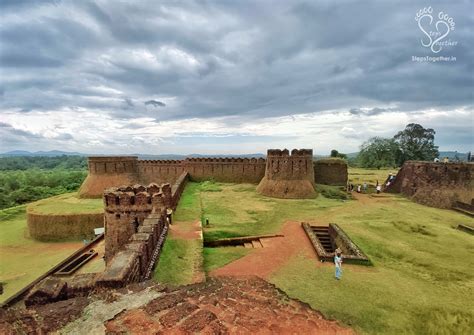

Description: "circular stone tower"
257 149 316 199
78 156 140 198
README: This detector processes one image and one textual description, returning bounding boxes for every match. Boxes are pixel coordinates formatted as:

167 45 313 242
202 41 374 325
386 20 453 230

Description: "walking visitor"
334 248 343 280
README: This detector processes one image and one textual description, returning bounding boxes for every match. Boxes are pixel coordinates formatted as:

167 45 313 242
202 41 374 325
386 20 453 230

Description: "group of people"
346 173 396 195
346 182 368 193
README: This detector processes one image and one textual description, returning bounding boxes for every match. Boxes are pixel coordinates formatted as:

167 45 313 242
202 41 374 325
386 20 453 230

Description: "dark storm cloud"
0 0 472 151
145 100 166 108
349 108 396 116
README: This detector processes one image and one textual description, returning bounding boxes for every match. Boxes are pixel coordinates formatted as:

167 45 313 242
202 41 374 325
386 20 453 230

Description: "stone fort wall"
313 159 348 186
387 161 473 208
257 149 316 198
80 156 266 197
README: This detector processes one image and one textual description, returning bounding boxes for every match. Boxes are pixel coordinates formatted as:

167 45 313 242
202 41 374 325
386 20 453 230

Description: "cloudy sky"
0 0 472 155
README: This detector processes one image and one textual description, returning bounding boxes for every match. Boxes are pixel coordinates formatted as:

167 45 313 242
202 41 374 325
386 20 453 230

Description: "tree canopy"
358 137 399 169
356 123 439 168
394 123 439 164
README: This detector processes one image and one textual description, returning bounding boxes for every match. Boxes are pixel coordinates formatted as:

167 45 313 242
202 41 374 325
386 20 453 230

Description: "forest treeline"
0 156 87 209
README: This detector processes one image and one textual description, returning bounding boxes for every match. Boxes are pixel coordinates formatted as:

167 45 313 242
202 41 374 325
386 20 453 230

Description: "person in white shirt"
334 248 343 280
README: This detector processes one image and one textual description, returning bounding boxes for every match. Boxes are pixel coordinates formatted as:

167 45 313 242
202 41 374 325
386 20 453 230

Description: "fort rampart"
80 156 265 198
103 183 170 262
313 159 348 186
257 149 316 198
387 161 473 208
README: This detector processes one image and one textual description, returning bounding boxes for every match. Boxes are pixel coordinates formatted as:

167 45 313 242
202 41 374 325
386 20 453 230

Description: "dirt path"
169 219 205 283
210 220 317 279
169 220 202 240
211 193 390 279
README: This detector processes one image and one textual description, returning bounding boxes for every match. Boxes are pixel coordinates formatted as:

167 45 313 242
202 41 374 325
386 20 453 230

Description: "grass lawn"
269 196 474 334
0 206 82 303
153 238 202 286
203 247 250 273
197 182 346 241
348 167 399 186
171 179 473 334
27 192 103 215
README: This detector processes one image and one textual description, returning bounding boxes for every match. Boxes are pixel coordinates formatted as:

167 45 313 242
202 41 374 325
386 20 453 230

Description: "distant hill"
0 151 266 159
0 150 84 157
2 150 470 161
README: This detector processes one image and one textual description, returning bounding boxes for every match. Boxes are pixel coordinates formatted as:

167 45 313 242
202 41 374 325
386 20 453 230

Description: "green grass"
173 183 203 222
191 181 346 241
27 192 103 215
0 206 82 303
315 184 351 200
270 196 474 334
203 247 250 273
153 238 202 286
171 178 474 334
349 167 399 186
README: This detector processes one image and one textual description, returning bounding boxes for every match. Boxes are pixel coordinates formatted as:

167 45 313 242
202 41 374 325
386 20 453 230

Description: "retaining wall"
27 212 103 241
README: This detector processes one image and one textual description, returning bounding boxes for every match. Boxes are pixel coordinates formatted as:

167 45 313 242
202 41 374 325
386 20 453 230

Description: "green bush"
316 184 350 200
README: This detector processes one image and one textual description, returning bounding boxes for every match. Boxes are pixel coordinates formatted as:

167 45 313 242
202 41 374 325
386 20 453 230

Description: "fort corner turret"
256 149 317 199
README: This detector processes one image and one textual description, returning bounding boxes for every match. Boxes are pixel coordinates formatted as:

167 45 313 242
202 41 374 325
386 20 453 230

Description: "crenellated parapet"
257 149 316 199
103 183 172 262
264 148 314 181
184 157 266 163
87 156 139 175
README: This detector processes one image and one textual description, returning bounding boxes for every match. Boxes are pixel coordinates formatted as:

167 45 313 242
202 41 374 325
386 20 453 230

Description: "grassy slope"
203 247 250 273
168 181 345 279
348 167 399 186
154 239 202 286
153 183 203 286
0 206 82 303
175 178 473 334
27 192 103 215
270 197 474 334
200 183 344 241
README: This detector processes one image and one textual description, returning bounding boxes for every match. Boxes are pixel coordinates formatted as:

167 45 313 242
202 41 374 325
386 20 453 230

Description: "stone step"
244 243 253 248
259 238 273 248
453 207 474 218
251 240 263 248
312 228 329 232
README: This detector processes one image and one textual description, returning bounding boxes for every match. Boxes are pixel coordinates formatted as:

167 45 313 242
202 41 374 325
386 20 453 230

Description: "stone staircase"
453 200 474 218
311 226 335 253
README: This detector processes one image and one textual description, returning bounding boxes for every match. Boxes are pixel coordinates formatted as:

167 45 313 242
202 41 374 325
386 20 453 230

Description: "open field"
0 206 83 303
27 192 103 215
348 167 399 186
167 180 474 334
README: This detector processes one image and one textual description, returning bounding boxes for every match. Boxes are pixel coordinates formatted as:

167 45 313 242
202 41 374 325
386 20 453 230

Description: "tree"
393 123 439 165
357 137 400 169
330 149 347 159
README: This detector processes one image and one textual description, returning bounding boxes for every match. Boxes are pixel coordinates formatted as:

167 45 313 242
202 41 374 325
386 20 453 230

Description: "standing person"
334 248 343 280
362 182 367 192
357 185 361 193
376 184 382 194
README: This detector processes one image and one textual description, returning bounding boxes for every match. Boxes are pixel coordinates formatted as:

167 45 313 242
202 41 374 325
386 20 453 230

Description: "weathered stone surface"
257 148 316 199
25 277 68 307
387 161 473 208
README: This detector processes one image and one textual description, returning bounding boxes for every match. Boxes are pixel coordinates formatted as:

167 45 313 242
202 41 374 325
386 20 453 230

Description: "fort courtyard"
0 151 472 334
